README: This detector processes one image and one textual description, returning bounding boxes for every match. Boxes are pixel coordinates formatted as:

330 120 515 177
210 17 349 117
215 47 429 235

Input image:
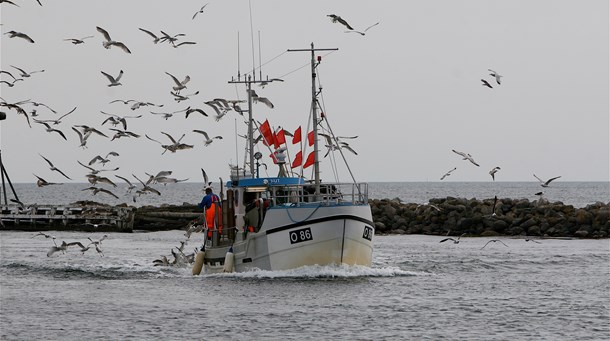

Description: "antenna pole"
287 43 338 197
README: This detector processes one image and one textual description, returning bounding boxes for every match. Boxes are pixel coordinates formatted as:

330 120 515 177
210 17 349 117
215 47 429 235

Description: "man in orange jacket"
198 186 222 239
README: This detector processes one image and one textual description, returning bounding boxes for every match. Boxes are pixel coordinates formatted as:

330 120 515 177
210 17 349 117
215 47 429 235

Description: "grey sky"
1 0 608 184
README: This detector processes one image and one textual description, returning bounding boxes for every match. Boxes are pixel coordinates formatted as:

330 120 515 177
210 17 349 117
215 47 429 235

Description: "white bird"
115 175 137 192
39 154 71 180
452 149 480 167
165 72 190 92
11 65 44 77
32 106 76 125
87 235 108 246
440 233 465 244
193 130 222 146
101 70 123 87
345 22 380 36
89 151 119 166
4 31 35 43
34 121 67 140
440 167 457 180
480 239 508 249
533 174 561 187
138 28 161 44
96 26 131 53
327 14 353 30
488 69 503 85
489 166 501 181
33 174 62 187
192 3 209 20
64 36 94 44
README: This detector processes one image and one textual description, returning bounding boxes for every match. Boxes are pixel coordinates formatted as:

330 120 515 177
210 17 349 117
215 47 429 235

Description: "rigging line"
241 50 289 77
275 50 338 81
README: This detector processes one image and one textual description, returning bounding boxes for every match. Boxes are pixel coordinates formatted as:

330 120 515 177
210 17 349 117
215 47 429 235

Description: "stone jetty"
370 197 609 238
2 197 608 238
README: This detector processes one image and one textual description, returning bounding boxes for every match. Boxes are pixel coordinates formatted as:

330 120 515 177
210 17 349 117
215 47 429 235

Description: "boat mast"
288 43 338 195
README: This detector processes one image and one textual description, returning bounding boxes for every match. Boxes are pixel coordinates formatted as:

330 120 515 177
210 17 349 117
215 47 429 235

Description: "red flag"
292 126 302 144
307 131 314 146
269 152 278 164
291 151 302 168
303 151 315 169
260 120 275 146
274 129 286 149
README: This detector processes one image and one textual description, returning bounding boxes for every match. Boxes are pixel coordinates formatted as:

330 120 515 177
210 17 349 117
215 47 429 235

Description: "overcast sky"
1 0 608 184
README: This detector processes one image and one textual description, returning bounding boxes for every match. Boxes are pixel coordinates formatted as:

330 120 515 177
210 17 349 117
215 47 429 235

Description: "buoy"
192 245 206 275
223 246 235 273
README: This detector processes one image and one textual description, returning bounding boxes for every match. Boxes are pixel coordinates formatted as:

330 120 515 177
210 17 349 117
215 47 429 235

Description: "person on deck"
198 186 223 239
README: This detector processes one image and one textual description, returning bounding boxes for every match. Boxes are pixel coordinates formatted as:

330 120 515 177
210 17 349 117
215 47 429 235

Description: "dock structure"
0 202 135 232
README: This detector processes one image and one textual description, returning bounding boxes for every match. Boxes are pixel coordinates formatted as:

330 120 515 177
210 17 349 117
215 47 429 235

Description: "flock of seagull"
33 232 107 257
0 5 374 206
439 230 541 250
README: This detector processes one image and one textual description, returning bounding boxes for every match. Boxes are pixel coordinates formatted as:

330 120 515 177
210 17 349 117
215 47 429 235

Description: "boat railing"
270 182 369 207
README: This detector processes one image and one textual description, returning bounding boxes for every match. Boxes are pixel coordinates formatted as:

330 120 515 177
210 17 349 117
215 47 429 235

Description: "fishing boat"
192 43 374 274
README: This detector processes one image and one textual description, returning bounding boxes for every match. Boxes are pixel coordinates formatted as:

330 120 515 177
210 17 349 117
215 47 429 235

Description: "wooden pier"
0 202 135 232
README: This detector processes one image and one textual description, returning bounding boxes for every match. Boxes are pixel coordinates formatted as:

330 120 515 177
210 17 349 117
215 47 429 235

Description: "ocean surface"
3 181 609 208
1 232 608 340
1 182 609 340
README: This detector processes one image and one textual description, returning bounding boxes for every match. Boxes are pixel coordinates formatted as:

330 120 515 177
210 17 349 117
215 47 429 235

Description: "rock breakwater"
370 197 610 238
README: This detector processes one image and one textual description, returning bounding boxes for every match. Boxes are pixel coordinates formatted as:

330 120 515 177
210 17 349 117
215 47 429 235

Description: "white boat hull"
202 204 374 273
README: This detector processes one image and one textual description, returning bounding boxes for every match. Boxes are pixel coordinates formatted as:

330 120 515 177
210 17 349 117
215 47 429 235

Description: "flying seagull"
0 0 20 6
440 167 457 180
39 154 71 180
193 130 222 146
33 174 62 187
192 3 209 20
481 79 493 89
489 166 501 181
96 26 131 53
345 22 380 36
480 239 508 250
165 72 190 92
11 65 44 77
64 36 94 44
138 28 161 44
533 174 561 187
34 121 67 140
327 14 354 30
4 30 35 43
488 69 503 84
101 70 123 87
440 233 466 244
452 149 480 167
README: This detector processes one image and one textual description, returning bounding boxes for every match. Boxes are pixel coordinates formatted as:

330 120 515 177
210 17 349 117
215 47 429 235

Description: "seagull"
4 30 35 43
247 90 274 109
201 168 211 187
185 107 208 118
138 28 161 44
89 151 119 166
34 121 67 140
101 70 123 87
491 195 500 216
63 36 94 44
47 241 86 257
87 235 108 246
452 149 480 167
33 174 62 187
165 72 190 92
24 100 56 113
0 70 18 80
488 69 503 84
192 3 209 20
109 128 140 141
96 26 131 53
173 41 197 48
480 239 508 250
11 65 44 78
204 101 229 121
345 22 380 36
33 107 76 126
132 174 162 196
1 79 24 87
440 167 457 180
489 166 501 181
533 174 561 187
193 130 222 146
0 0 20 6
101 111 142 130
82 186 119 199
32 231 57 241
146 132 193 154
481 79 493 89
39 154 71 180
78 160 118 175
159 31 185 45
524 237 542 244
327 14 354 30
440 233 465 244
171 91 199 103
86 174 118 187
115 175 137 192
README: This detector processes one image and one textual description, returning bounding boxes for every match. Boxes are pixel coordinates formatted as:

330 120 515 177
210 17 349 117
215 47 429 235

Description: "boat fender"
223 246 235 273
192 245 206 276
